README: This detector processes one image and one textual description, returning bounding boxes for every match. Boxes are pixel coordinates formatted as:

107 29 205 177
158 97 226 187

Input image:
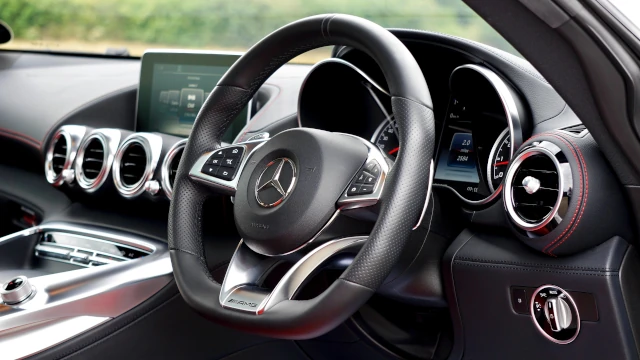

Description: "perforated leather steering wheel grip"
168 14 435 339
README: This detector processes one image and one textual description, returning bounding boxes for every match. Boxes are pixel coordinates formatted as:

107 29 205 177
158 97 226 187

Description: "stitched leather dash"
547 133 589 255
524 132 586 256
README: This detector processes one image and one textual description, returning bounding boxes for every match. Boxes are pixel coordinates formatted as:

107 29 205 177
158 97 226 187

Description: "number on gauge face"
373 120 400 159
488 129 511 192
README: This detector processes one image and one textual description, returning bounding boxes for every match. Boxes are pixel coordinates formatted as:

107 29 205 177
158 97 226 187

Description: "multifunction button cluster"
201 146 245 181
347 161 382 196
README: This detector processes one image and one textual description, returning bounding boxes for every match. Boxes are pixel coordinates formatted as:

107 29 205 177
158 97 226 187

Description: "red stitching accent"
0 129 41 149
547 135 588 255
525 132 584 256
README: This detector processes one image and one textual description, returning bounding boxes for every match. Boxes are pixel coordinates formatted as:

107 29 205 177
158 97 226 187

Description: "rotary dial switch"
531 285 580 344
0 276 35 305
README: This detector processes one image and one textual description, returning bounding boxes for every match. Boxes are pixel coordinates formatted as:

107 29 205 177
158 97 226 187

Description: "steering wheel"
169 14 435 339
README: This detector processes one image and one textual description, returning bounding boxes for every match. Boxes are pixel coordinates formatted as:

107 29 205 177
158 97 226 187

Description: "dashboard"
5 29 578 214
6 27 633 360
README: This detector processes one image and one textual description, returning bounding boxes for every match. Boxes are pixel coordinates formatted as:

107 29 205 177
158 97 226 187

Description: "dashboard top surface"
0 29 581 239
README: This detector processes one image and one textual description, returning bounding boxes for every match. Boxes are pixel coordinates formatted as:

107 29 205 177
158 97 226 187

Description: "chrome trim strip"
220 236 367 314
413 159 435 230
44 125 86 187
161 138 188 199
219 241 277 313
259 236 367 313
75 128 122 193
486 128 510 193
113 133 163 199
503 145 565 232
298 58 389 128
188 139 268 196
0 222 172 353
336 135 390 210
436 64 524 206
34 231 151 268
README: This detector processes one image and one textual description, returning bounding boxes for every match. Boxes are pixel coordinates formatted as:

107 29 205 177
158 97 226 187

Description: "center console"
0 223 172 359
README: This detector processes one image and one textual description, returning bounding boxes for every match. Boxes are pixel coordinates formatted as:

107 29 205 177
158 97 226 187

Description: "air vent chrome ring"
113 133 163 199
44 125 86 186
75 129 121 193
161 139 187 200
504 145 565 232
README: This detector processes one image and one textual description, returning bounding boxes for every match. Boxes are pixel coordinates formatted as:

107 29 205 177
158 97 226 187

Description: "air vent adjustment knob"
144 180 161 196
62 169 75 184
1 276 35 305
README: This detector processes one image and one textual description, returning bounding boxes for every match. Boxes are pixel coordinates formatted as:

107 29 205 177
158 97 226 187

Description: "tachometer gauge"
487 128 511 192
372 120 400 159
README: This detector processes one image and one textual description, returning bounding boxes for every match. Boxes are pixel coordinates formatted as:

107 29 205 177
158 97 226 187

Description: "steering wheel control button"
208 158 223 166
216 167 235 181
347 184 361 196
362 172 377 185
359 184 374 194
354 171 367 184
1 276 35 305
531 285 580 344
212 149 226 158
365 161 381 176
226 147 244 158
201 164 219 177
221 157 239 168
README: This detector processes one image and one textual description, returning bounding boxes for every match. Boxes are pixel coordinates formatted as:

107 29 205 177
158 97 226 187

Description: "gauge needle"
494 161 510 166
388 147 399 155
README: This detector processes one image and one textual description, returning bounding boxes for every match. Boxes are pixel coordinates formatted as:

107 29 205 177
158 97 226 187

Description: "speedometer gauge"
487 128 511 192
373 120 400 159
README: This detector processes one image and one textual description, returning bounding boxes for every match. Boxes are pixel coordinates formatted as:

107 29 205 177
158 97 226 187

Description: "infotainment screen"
136 51 249 141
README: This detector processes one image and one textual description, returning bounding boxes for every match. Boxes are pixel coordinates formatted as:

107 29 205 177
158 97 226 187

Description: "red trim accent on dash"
0 128 42 149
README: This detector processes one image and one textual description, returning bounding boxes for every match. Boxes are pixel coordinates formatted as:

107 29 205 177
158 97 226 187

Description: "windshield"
0 0 516 63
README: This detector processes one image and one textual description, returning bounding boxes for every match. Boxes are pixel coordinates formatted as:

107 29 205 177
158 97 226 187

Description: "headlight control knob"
0 276 35 305
531 285 580 344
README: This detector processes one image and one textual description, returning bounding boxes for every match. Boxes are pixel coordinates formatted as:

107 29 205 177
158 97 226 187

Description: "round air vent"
120 142 147 187
44 125 86 186
504 144 570 234
75 129 120 193
113 133 163 199
161 139 187 199
50 135 68 177
81 137 105 181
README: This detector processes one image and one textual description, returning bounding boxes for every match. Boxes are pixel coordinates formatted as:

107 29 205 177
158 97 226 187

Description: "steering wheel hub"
234 128 368 255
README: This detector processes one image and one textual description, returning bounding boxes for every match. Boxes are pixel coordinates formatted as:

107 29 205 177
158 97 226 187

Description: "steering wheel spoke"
188 139 267 195
220 236 367 314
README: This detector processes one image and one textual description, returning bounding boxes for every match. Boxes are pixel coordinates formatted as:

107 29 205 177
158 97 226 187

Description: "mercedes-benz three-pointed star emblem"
255 158 297 208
